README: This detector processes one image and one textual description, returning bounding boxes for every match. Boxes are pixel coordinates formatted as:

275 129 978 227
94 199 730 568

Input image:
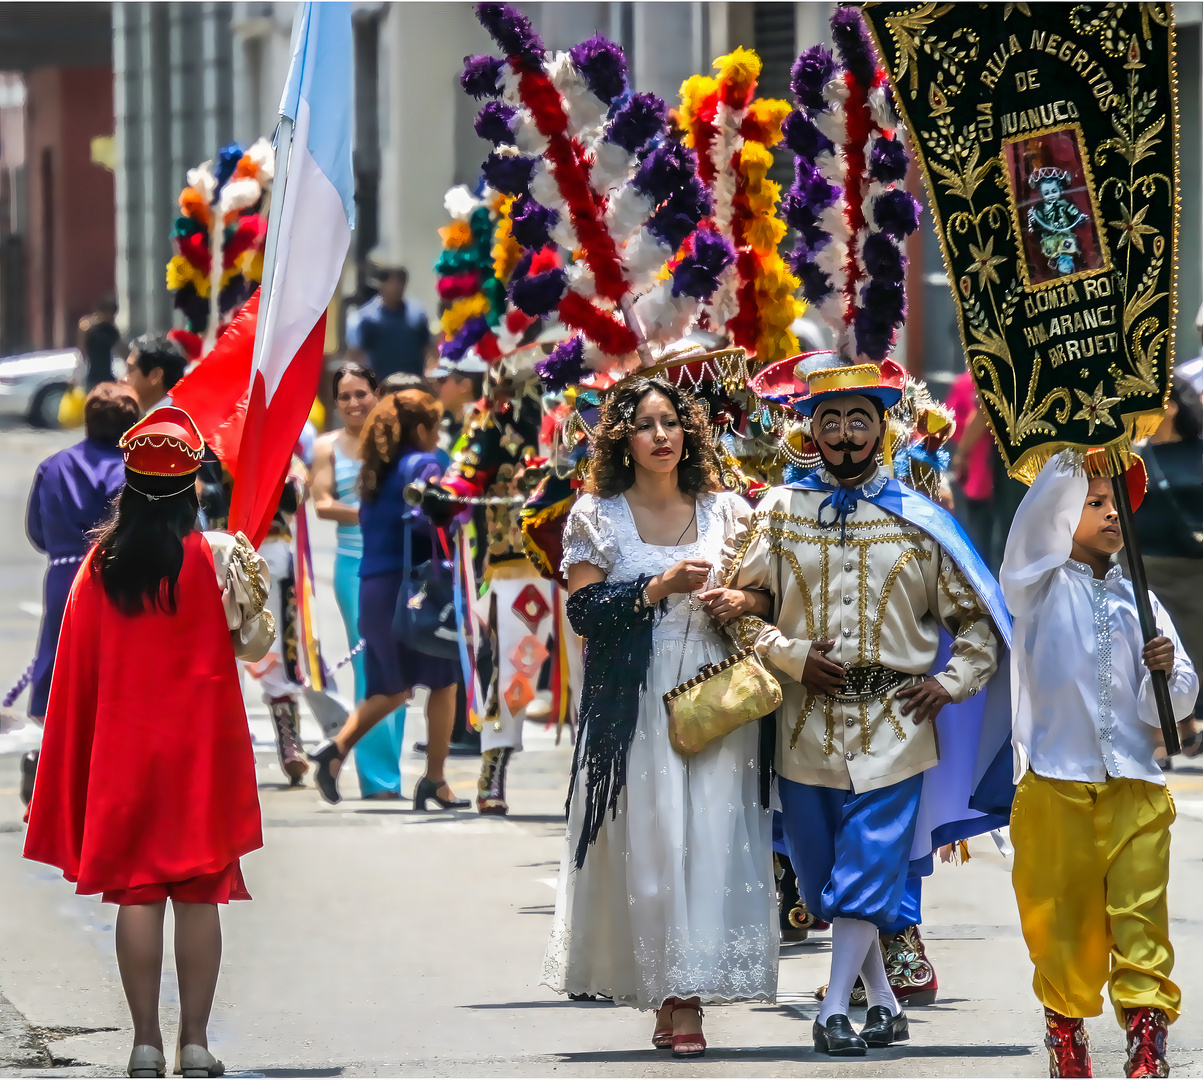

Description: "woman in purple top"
26 384 140 719
308 390 467 811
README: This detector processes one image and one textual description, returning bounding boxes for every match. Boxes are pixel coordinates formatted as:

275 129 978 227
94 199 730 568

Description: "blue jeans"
334 551 405 797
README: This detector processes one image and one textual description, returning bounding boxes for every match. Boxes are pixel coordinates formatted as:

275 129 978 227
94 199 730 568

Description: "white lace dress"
540 491 778 1010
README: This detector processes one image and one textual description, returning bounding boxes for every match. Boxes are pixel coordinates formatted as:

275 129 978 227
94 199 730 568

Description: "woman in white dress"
541 377 777 1056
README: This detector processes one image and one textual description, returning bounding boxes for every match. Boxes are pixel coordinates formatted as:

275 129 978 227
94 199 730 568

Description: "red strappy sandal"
671 1002 706 1058
652 997 676 1049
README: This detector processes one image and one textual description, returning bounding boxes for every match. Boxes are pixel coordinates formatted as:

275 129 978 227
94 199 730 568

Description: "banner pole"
1112 472 1181 755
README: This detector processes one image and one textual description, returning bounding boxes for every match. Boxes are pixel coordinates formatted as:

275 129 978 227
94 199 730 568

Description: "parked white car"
0 349 85 427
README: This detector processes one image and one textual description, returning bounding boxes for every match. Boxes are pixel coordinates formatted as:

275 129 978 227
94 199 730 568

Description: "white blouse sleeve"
560 495 618 575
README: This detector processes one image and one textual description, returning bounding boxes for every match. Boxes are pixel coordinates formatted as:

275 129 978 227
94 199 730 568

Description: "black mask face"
819 435 882 480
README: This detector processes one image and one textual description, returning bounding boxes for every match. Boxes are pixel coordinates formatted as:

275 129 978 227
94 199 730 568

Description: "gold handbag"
663 596 782 757
204 530 277 662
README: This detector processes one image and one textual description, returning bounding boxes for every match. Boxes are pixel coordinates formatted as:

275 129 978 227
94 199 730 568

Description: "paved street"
2 422 1203 1078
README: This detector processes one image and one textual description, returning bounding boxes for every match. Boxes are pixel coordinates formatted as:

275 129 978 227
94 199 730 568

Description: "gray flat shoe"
179 1045 224 1078
127 1045 166 1078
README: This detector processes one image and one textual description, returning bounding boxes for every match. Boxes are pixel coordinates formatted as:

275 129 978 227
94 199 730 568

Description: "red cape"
24 533 263 893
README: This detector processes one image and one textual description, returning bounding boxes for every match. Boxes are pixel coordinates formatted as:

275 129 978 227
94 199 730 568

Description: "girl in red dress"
24 407 263 1079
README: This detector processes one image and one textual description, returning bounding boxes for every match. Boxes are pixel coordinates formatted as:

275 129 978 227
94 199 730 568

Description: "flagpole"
251 113 295 378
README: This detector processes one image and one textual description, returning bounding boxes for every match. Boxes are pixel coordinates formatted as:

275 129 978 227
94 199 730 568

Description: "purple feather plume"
873 189 921 239
782 111 834 162
510 267 567 318
633 141 695 205
671 229 734 300
830 6 878 88
461 55 505 99
568 34 628 105
475 101 517 145
861 231 905 280
868 135 908 185
648 184 712 251
607 92 667 154
854 277 906 361
443 316 491 362
536 335 587 392
510 194 557 249
790 45 835 110
482 152 536 197
475 3 544 66
796 262 834 303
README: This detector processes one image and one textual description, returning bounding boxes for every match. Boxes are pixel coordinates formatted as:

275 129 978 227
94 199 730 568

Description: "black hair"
90 473 200 615
130 333 188 391
333 362 378 396
379 371 433 396
1169 376 1203 442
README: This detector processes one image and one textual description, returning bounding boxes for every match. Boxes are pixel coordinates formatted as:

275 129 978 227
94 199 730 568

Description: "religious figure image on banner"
1003 126 1109 289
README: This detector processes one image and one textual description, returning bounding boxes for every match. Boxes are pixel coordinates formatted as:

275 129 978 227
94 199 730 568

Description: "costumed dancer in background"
19 385 140 805
1001 455 1196 1079
311 363 406 799
23 408 268 1080
714 12 1014 1054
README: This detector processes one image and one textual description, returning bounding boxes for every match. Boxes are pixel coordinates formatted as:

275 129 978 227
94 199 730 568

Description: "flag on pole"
227 1 354 546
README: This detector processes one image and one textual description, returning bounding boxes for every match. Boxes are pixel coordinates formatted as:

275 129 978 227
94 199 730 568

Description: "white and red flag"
224 1 354 545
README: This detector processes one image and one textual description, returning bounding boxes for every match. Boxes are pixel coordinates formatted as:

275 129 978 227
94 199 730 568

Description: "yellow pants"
1010 771 1179 1024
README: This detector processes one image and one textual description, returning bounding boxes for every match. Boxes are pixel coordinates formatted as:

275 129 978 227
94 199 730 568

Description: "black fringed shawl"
565 574 659 870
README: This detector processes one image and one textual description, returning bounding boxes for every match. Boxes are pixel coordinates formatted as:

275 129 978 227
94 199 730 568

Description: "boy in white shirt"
1001 454 1197 1079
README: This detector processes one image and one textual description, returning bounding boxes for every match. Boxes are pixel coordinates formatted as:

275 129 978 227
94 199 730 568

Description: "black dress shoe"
812 1014 867 1056
20 749 38 806
307 740 344 805
861 1004 909 1047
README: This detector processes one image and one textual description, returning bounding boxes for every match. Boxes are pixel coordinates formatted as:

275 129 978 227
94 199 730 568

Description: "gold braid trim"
882 692 907 742
859 699 872 754
788 692 817 750
822 697 836 755
870 547 931 663
230 535 276 639
763 542 817 639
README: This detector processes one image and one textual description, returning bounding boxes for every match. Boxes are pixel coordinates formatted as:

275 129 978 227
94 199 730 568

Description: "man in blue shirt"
346 263 433 379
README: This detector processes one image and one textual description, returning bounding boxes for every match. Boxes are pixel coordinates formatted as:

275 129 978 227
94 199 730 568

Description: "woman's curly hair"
359 389 443 502
586 377 722 498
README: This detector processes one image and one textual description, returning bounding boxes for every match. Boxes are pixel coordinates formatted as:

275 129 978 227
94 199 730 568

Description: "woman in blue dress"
310 364 406 798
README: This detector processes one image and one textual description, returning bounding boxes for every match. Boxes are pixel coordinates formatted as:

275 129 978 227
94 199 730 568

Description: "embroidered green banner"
862 3 1179 481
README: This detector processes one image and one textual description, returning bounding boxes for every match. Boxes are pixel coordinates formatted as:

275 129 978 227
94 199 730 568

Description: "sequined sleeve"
560 495 618 576
929 550 1000 703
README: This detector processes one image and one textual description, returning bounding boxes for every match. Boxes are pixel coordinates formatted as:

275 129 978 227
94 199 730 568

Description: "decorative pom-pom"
559 291 640 355
671 228 735 300
782 111 834 162
797 261 834 302
608 92 668 154
510 266 567 318
461 55 505 98
790 45 835 110
510 194 557 249
475 101 517 145
853 304 900 362
633 141 694 205
442 316 491 361
214 143 244 192
481 151 536 196
528 245 562 275
830 6 878 89
714 47 761 108
568 34 628 105
647 191 706 252
868 135 908 185
437 272 483 301
475 3 544 66
536 335 587 391
861 231 905 280
873 189 921 239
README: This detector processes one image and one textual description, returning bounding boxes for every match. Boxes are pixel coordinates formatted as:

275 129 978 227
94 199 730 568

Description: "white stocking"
817 917 879 1024
860 931 897 1011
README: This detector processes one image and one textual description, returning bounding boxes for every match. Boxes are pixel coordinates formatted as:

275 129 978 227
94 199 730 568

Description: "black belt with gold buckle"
830 664 919 702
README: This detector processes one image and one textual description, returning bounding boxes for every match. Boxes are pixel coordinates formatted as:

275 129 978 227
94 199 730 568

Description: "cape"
23 532 263 894
790 471 1015 870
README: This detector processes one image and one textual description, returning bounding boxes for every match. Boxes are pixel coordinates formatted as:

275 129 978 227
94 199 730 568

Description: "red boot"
1044 1008 1091 1078
883 925 938 1006
1124 1008 1169 1078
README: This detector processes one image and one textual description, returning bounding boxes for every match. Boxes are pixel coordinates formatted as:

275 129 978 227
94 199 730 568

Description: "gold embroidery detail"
823 697 836 755
859 699 872 754
882 692 907 742
871 547 932 663
763 542 817 640
789 692 817 750
939 559 987 632
857 545 869 664
819 542 830 640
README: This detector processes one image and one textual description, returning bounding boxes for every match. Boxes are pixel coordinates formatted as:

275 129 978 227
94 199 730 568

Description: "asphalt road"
1 421 1203 1077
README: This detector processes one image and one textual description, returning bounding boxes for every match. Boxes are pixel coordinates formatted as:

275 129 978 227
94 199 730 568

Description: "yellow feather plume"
491 195 522 283
746 98 791 147
677 75 717 144
166 255 209 297
438 221 473 249
713 47 761 102
441 293 491 337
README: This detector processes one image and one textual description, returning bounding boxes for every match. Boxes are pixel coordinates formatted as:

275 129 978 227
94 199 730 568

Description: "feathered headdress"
678 48 801 364
166 138 274 358
463 3 735 393
780 7 920 364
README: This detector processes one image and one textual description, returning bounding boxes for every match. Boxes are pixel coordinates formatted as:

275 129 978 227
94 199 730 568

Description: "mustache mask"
819 435 880 480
